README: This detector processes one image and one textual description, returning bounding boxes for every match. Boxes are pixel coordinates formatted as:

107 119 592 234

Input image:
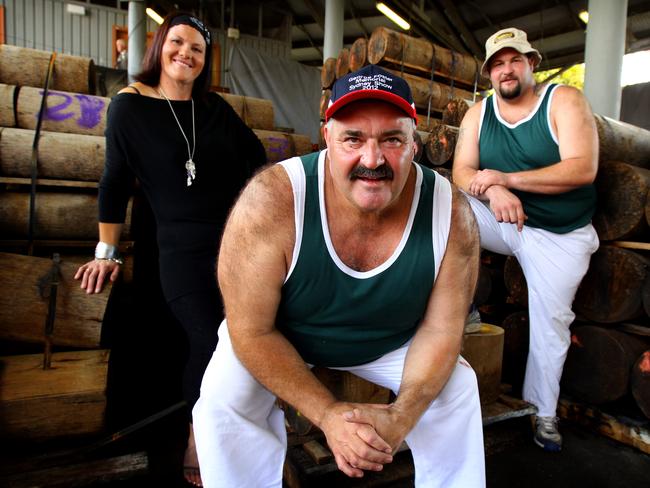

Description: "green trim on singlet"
479 84 596 233
276 152 437 367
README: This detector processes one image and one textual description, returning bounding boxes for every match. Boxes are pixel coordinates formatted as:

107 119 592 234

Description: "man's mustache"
350 164 394 180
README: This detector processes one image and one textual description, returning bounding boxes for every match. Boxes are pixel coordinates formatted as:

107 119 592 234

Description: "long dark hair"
135 12 213 99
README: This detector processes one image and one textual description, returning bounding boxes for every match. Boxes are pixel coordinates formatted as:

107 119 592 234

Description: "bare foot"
184 424 202 487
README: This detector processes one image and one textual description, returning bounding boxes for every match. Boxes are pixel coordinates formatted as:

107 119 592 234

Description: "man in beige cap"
453 27 599 452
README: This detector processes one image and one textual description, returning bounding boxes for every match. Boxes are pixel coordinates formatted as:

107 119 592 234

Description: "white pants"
193 322 486 488
467 197 599 417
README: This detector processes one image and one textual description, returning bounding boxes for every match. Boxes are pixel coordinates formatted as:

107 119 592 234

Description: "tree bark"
321 57 337 89
462 324 504 405
349 37 368 72
0 192 132 240
219 93 275 130
335 48 350 79
385 68 475 113
503 256 529 308
574 246 649 323
368 26 483 88
424 123 458 165
0 127 105 181
0 44 95 94
253 129 312 163
442 98 471 127
595 114 650 167
14 85 110 136
0 83 16 127
0 252 111 347
561 325 648 404
593 161 650 241
0 350 109 439
320 89 331 121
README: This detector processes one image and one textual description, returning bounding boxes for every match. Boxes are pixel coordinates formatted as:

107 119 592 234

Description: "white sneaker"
464 307 482 334
533 416 562 452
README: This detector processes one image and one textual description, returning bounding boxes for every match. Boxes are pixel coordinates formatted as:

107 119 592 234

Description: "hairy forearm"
451 165 479 193
505 158 596 194
392 327 462 430
231 329 336 427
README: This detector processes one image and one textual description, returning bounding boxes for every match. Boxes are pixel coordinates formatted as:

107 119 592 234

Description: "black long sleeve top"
99 92 267 301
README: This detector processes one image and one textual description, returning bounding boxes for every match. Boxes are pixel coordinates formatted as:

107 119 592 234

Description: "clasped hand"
469 170 527 231
320 401 409 478
468 168 509 196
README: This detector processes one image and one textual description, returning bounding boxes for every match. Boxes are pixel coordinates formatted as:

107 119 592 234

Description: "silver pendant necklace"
158 87 196 187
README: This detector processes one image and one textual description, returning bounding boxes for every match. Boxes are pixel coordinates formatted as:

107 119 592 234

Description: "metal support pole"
583 0 628 119
323 0 344 61
127 0 147 83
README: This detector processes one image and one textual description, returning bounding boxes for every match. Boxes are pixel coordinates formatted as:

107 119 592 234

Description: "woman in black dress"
75 12 266 486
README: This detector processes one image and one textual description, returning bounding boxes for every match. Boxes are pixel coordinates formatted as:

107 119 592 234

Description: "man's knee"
434 357 480 408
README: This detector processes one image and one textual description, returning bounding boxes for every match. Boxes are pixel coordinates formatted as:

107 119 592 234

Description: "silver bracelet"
95 241 124 265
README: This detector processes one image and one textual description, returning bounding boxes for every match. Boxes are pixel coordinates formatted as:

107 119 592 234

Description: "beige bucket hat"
481 27 542 78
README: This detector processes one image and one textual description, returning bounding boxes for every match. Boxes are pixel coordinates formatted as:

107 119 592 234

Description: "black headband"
169 15 211 46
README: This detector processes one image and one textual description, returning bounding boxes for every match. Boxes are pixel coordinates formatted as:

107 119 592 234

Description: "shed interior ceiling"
148 0 650 70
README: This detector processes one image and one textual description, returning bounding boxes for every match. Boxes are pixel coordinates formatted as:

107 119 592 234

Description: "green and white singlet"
276 150 452 367
478 83 596 233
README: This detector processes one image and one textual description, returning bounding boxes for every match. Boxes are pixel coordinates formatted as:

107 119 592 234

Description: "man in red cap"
453 28 599 452
193 65 485 487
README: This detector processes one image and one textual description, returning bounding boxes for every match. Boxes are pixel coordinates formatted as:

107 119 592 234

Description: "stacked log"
349 37 368 72
0 192 132 240
321 57 337 90
0 83 278 134
502 245 650 417
218 93 275 130
367 27 484 89
0 127 105 181
0 43 314 454
253 130 313 163
0 252 111 348
593 161 650 241
424 122 459 166
0 349 110 439
467 116 650 420
595 114 650 167
0 50 126 443
319 27 484 168
0 45 95 94
335 48 350 79
561 326 648 405
0 251 113 439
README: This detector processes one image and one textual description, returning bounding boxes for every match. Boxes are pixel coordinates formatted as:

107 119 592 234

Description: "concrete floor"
4 413 649 487
485 417 650 488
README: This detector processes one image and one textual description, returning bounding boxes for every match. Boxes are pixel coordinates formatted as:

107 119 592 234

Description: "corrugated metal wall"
2 0 291 73
2 0 156 67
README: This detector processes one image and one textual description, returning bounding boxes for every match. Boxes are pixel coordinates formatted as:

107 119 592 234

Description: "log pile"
0 43 315 451
424 89 650 422
319 26 484 165
0 48 126 447
0 251 112 440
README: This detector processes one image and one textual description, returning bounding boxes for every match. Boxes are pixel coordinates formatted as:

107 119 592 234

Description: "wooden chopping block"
0 349 110 440
462 324 504 405
0 252 112 348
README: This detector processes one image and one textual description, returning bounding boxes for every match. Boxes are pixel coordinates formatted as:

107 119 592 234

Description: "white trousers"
467 197 599 417
193 323 486 488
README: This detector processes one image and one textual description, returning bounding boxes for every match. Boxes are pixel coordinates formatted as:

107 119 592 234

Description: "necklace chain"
158 87 196 186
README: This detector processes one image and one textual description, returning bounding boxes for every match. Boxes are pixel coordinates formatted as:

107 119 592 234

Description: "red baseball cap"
325 64 417 122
